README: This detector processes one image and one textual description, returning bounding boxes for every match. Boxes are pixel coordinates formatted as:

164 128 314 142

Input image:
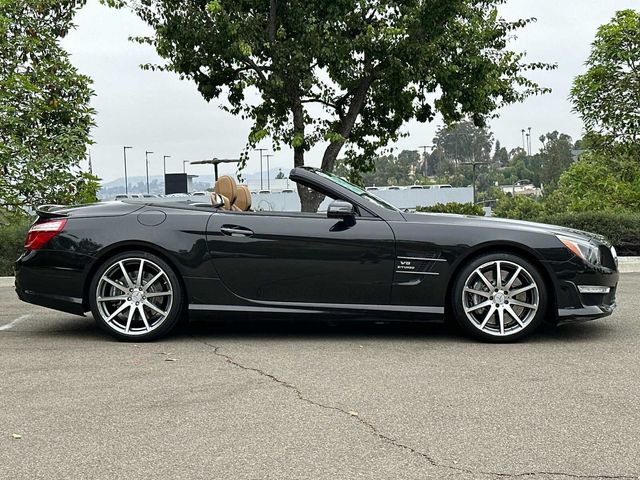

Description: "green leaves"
114 0 550 192
571 9 640 145
0 0 96 213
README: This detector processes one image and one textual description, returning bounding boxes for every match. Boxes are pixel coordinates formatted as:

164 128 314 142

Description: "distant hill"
98 168 288 198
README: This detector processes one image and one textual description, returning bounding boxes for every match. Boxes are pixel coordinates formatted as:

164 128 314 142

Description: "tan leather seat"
210 192 230 210
213 175 237 210
233 185 252 211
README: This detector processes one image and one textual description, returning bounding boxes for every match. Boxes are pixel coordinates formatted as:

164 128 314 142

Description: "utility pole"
254 148 268 190
459 158 489 204
145 151 153 194
163 155 171 176
264 154 273 190
418 145 434 176
87 150 93 175
123 146 132 195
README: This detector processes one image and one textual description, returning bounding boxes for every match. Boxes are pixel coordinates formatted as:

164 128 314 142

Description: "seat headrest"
214 175 237 204
234 185 252 211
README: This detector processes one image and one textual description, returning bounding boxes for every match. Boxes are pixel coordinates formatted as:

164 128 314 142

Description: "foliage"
108 0 553 210
541 211 640 256
0 0 96 214
492 193 546 221
432 121 494 167
337 150 420 186
0 214 31 276
416 202 484 216
538 131 574 190
547 148 640 213
571 9 640 145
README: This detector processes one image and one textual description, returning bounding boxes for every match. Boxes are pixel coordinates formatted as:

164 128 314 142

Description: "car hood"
403 212 608 245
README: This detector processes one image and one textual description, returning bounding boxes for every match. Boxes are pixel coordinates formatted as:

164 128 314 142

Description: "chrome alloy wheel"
462 260 539 337
95 258 173 336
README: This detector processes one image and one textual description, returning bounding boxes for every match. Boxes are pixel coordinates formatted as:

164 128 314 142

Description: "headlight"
557 235 601 265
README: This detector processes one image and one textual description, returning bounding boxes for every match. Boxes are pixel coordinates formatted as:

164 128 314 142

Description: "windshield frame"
314 170 401 213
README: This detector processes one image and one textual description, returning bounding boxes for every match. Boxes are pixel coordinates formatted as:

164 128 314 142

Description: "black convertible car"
15 167 618 342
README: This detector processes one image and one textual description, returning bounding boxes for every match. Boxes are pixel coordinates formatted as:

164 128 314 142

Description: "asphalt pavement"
1 276 639 480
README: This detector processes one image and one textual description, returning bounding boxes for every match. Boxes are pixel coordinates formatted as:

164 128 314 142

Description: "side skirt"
188 301 444 317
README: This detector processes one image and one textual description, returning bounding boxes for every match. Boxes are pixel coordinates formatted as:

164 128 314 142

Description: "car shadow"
10 313 620 345
175 314 619 345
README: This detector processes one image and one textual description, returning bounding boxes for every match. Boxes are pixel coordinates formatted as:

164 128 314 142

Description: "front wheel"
89 251 183 341
451 253 547 342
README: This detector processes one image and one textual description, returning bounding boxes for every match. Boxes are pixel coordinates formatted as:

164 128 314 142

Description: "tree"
432 121 494 164
547 150 640 213
109 0 553 211
571 9 640 145
0 0 98 213
492 140 509 167
537 131 574 190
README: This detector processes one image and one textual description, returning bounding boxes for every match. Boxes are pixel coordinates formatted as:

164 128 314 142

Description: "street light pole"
163 155 171 176
145 151 153 194
459 159 489 204
527 127 532 156
521 129 526 152
182 160 189 173
123 146 132 195
264 154 273 190
418 145 434 176
254 148 268 190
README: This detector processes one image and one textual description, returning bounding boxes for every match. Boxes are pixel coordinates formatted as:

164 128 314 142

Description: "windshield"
315 170 400 212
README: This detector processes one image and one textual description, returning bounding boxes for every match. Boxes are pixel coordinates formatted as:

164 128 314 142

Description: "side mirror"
327 200 355 222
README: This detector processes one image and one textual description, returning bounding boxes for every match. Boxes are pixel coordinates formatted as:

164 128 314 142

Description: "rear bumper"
15 285 86 316
15 250 90 316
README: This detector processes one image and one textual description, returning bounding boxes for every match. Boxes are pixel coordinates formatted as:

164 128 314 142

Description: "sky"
61 0 639 183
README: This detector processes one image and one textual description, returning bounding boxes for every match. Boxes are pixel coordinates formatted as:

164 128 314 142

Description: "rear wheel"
89 251 183 341
451 253 547 342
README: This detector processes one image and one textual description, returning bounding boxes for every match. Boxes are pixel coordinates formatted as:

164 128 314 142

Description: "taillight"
24 219 67 250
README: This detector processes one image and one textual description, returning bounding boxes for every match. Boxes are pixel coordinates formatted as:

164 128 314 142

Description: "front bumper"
557 302 616 324
553 275 618 324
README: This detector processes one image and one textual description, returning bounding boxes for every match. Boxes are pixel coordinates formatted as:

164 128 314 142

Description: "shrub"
0 217 31 276
540 210 640 256
416 202 484 216
492 194 545 220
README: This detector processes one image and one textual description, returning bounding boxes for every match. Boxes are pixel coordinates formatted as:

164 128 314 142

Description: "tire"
89 251 184 341
451 252 547 342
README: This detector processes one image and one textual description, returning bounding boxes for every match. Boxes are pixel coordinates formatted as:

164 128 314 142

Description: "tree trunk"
320 75 374 173
291 92 325 212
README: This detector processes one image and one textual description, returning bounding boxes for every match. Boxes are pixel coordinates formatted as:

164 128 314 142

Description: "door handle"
221 225 254 237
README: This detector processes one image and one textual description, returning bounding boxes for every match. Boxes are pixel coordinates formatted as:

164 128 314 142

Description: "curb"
1 257 640 287
618 256 640 273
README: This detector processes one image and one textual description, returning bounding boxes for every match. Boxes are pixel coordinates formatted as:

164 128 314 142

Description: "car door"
205 209 396 306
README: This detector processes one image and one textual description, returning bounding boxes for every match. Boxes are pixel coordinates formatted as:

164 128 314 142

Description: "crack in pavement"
200 340 638 480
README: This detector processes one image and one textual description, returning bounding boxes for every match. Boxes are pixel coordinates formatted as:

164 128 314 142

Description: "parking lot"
1 275 639 480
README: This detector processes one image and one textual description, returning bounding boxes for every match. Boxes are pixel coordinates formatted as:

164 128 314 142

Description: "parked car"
16 167 618 342
115 194 144 200
501 179 541 197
